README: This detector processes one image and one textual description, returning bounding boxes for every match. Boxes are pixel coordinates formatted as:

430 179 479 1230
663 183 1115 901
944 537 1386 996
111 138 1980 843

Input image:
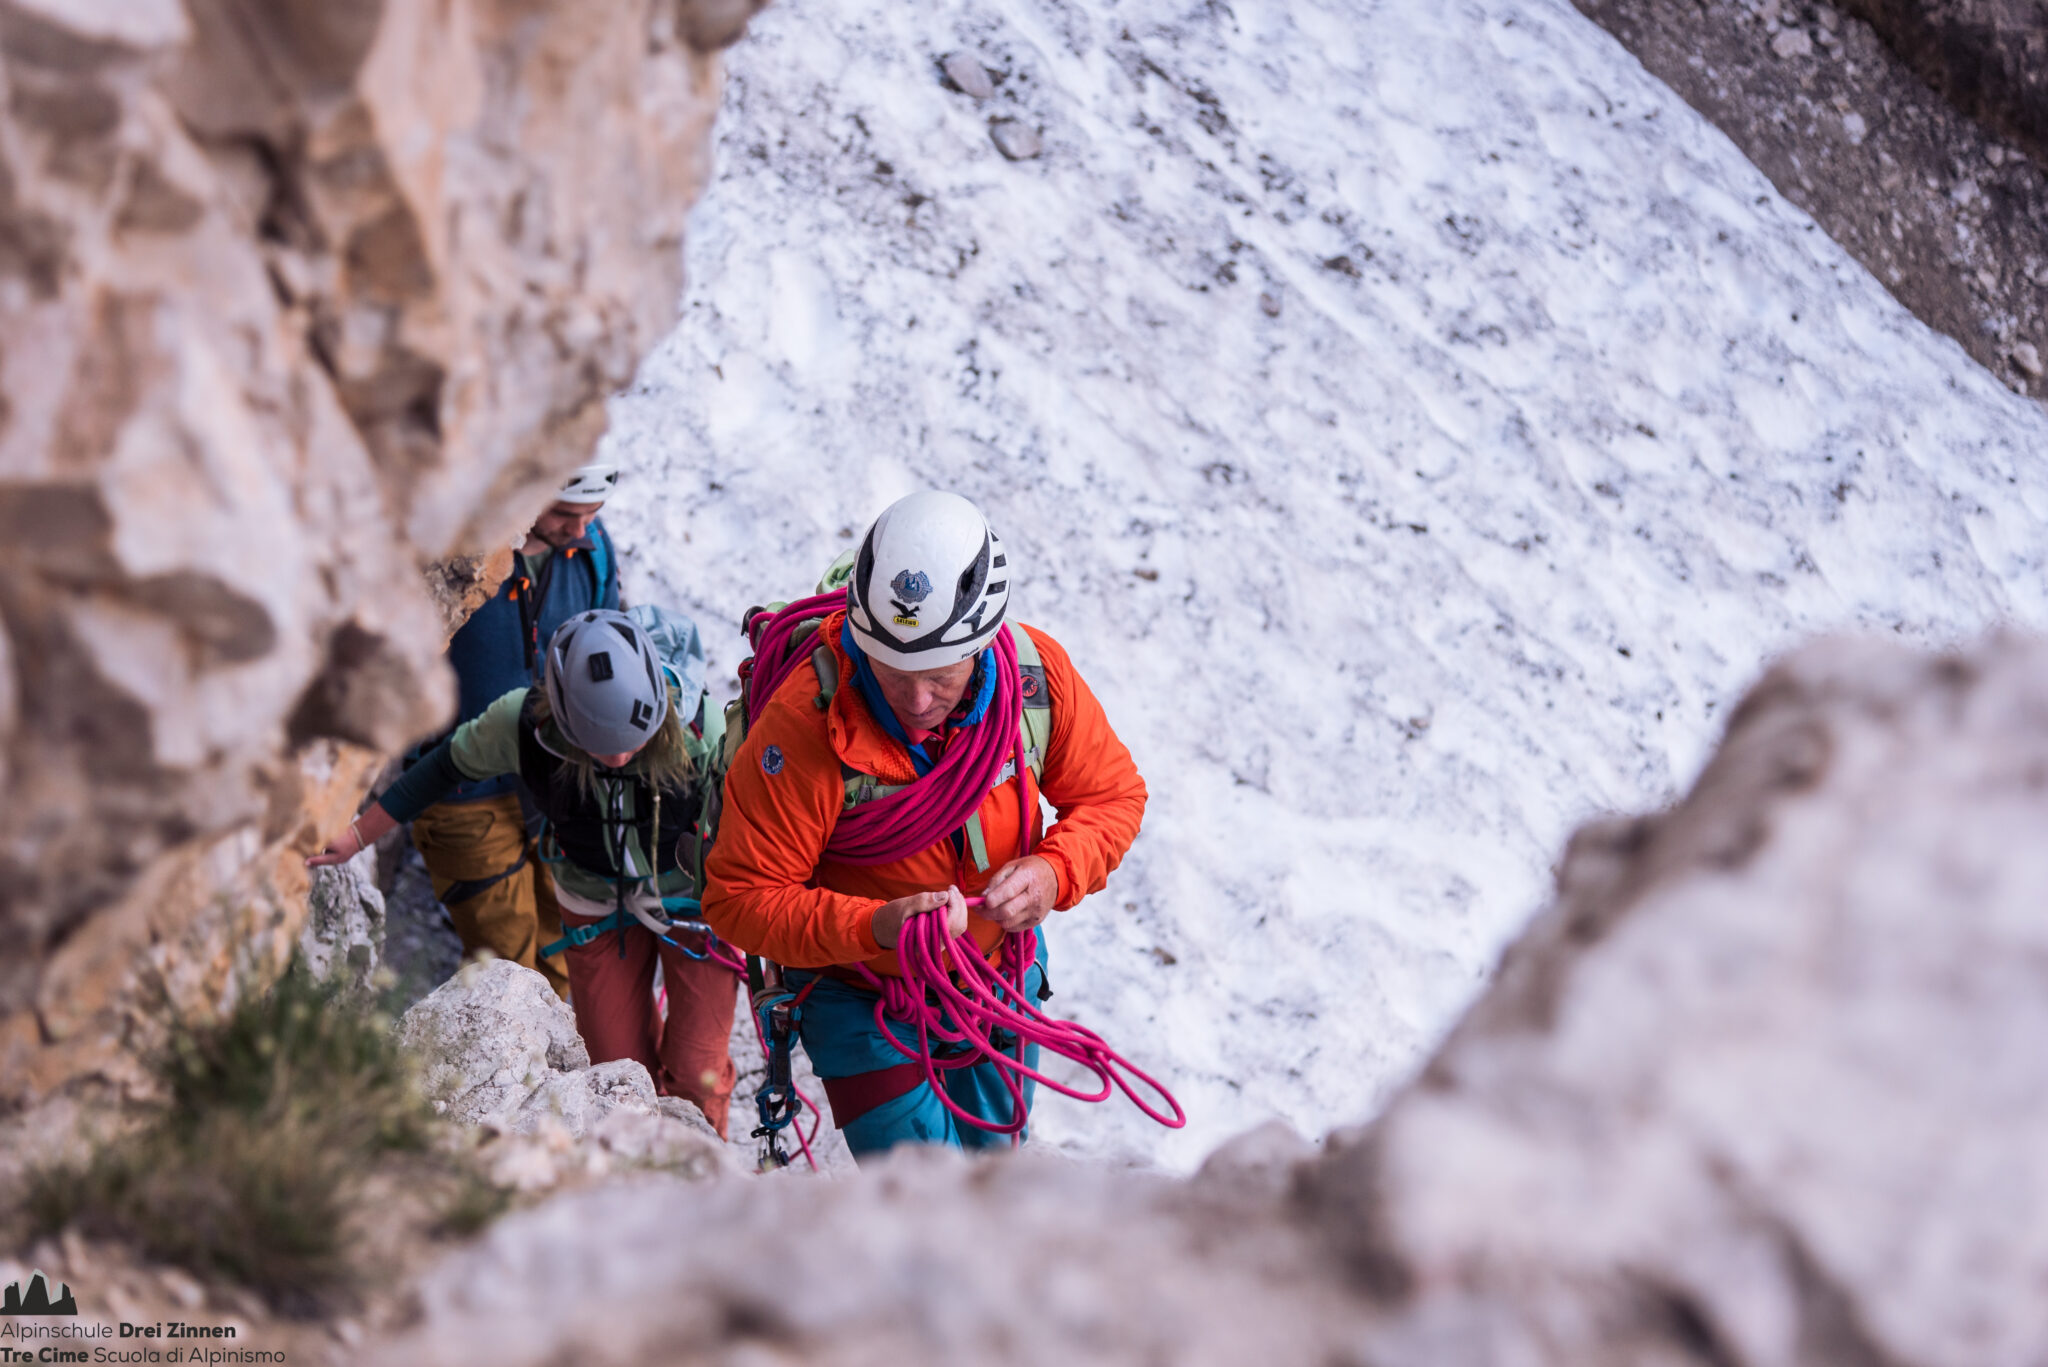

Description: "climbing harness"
436 848 531 910
538 894 743 966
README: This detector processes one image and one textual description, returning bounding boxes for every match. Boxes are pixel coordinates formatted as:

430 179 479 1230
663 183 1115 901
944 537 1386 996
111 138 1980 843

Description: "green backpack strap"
1010 624 1052 782
960 625 1053 872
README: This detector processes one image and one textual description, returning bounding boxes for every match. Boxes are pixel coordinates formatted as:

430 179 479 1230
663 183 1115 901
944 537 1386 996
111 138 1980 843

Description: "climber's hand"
305 833 363 869
979 856 1058 933
305 803 395 869
873 885 970 948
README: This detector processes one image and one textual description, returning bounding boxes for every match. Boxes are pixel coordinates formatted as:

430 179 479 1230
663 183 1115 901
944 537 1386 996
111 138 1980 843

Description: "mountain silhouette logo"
1 1271 78 1315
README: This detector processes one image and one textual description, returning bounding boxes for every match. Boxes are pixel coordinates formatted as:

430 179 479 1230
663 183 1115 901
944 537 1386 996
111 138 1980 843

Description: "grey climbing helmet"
542 609 670 758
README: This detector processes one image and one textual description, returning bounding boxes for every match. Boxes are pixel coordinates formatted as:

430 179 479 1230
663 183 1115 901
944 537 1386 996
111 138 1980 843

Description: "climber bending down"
311 609 738 1136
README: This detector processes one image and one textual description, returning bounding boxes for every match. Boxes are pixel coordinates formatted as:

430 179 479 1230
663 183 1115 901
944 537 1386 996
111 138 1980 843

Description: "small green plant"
430 1169 512 1239
25 964 453 1315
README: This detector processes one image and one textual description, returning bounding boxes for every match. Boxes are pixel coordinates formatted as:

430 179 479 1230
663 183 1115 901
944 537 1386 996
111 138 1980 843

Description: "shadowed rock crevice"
1833 0 2048 166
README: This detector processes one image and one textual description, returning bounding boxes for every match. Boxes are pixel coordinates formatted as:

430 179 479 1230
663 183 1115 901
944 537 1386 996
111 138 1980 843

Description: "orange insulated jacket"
702 614 1146 974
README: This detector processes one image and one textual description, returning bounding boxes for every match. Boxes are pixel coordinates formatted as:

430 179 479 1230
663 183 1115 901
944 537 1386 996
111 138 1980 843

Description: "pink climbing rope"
855 914 1186 1137
742 596 1026 868
705 938 748 978
828 624 1024 866
742 593 847 727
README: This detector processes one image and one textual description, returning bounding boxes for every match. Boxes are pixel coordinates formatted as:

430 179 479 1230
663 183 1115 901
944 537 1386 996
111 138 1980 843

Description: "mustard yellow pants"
411 793 569 998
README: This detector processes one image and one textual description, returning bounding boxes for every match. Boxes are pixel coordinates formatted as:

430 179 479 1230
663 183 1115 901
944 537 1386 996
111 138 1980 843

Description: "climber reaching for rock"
702 491 1150 1159
311 607 739 1137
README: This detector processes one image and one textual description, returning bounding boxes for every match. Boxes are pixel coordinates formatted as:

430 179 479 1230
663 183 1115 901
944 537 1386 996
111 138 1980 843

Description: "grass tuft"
24 965 459 1315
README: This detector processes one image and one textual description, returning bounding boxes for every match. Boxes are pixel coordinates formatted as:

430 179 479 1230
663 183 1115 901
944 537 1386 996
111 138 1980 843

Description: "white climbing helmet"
543 610 669 758
846 491 1010 670
558 460 619 505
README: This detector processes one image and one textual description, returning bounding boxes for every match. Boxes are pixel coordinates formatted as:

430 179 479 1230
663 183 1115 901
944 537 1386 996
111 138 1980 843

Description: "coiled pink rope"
855 915 1186 1136
743 596 1025 867
742 593 847 727
828 625 1023 866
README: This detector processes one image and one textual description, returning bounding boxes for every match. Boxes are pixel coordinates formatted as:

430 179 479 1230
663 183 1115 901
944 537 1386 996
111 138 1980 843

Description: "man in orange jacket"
703 491 1147 1158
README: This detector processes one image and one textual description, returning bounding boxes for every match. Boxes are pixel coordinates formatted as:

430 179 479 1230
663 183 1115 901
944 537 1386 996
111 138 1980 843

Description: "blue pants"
791 936 1047 1161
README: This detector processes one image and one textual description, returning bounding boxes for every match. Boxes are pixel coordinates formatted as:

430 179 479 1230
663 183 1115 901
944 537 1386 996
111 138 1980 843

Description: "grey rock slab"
943 51 995 100
1312 634 2048 1366
989 119 1042 161
513 1058 661 1139
1770 25 1814 57
1190 1119 1315 1204
398 958 588 1126
300 848 385 993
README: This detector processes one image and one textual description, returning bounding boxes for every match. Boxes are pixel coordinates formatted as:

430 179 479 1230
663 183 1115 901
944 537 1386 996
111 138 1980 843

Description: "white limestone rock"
298 849 386 993
513 1059 659 1139
989 119 1043 161
1306 633 2048 1366
942 51 995 100
1190 1119 1315 1204
398 959 588 1126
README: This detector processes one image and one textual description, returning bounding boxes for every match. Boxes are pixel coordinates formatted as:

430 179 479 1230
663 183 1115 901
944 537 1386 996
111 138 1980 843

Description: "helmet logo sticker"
762 745 785 776
630 698 655 730
1020 670 1042 702
889 568 932 626
890 569 933 604
588 651 614 682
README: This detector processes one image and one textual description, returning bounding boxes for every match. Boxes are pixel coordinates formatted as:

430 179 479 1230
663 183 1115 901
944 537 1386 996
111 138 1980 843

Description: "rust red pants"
558 907 738 1138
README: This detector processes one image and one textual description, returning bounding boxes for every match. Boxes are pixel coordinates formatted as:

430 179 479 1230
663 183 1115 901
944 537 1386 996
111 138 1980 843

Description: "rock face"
381 634 2048 1365
1305 632 2048 1364
398 957 734 1189
296 849 385 994
399 957 591 1124
0 0 758 1101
